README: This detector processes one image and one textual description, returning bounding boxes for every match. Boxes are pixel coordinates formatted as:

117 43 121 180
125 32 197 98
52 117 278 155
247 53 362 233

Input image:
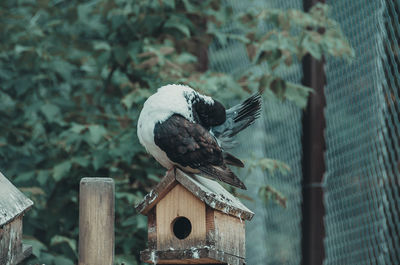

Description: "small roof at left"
0 171 34 226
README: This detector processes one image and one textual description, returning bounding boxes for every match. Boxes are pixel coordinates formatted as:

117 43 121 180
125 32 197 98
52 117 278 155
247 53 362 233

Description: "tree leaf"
14 45 33 55
53 161 72 181
52 255 75 265
164 18 191 37
88 125 107 144
14 171 35 184
258 185 287 208
122 89 152 109
70 123 86 134
93 41 111 51
23 237 48 258
302 33 322 60
92 151 109 170
37 170 50 186
285 82 313 108
40 103 61 122
0 91 15 112
270 78 286 100
50 235 77 254
72 156 90 167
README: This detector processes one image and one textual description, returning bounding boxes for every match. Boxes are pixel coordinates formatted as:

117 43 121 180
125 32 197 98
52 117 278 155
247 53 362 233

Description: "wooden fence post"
79 178 115 265
301 1 327 264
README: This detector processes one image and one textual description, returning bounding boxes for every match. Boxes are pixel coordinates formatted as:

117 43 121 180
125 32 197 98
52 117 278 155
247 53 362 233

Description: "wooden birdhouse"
0 172 33 265
136 169 254 265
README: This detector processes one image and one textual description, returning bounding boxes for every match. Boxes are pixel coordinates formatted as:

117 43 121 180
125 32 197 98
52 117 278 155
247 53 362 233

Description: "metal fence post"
301 1 327 265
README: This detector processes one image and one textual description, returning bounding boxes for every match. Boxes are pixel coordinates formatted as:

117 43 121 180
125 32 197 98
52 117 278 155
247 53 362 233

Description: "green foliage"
0 0 352 264
244 157 290 208
258 185 288 208
242 3 354 107
247 157 291 176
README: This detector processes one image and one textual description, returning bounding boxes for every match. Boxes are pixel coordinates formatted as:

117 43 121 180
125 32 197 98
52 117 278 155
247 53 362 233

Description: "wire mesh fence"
324 0 400 264
210 0 400 264
209 1 304 264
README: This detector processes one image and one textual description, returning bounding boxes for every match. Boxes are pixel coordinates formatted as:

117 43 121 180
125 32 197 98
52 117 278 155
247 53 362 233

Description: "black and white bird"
137 84 262 190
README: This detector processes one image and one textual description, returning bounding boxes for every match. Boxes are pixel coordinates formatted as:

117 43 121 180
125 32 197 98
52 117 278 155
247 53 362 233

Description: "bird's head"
195 99 226 128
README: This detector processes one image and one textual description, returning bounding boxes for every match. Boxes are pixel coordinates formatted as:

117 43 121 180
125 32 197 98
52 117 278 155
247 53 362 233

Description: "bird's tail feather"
198 165 247 190
223 152 245 168
212 92 262 148
234 92 262 124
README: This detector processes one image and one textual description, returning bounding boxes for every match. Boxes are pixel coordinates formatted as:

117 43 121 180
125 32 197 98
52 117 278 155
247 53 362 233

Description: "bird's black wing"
154 114 246 189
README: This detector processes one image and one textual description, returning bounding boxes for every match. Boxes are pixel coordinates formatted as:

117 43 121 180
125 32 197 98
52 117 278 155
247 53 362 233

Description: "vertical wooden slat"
147 208 157 250
205 206 215 247
213 211 246 258
0 217 22 265
79 178 115 265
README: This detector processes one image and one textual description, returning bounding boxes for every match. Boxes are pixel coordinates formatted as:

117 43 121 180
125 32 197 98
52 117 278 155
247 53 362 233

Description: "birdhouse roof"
136 169 254 221
0 172 34 226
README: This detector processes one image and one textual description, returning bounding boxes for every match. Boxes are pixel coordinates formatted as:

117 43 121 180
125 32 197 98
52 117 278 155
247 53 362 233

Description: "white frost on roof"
146 190 158 205
185 174 254 217
137 170 254 220
136 189 158 212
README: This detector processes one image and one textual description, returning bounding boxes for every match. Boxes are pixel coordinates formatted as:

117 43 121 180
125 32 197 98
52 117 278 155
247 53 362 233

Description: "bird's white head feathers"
139 84 213 125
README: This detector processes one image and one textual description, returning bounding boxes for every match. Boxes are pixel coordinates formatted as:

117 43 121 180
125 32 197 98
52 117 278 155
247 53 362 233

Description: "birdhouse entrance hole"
172 216 192 239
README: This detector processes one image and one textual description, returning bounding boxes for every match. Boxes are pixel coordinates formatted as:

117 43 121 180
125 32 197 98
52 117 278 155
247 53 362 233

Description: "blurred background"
1 0 399 264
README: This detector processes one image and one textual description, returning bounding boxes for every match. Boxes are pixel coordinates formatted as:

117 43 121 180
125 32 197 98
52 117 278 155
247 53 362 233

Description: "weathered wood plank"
141 248 243 264
156 184 206 250
79 178 114 265
147 208 157 250
205 206 215 246
0 216 23 265
213 211 245 258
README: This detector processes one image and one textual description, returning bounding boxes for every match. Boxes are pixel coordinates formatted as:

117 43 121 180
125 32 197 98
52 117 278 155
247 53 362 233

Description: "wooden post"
301 1 326 264
79 178 115 265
